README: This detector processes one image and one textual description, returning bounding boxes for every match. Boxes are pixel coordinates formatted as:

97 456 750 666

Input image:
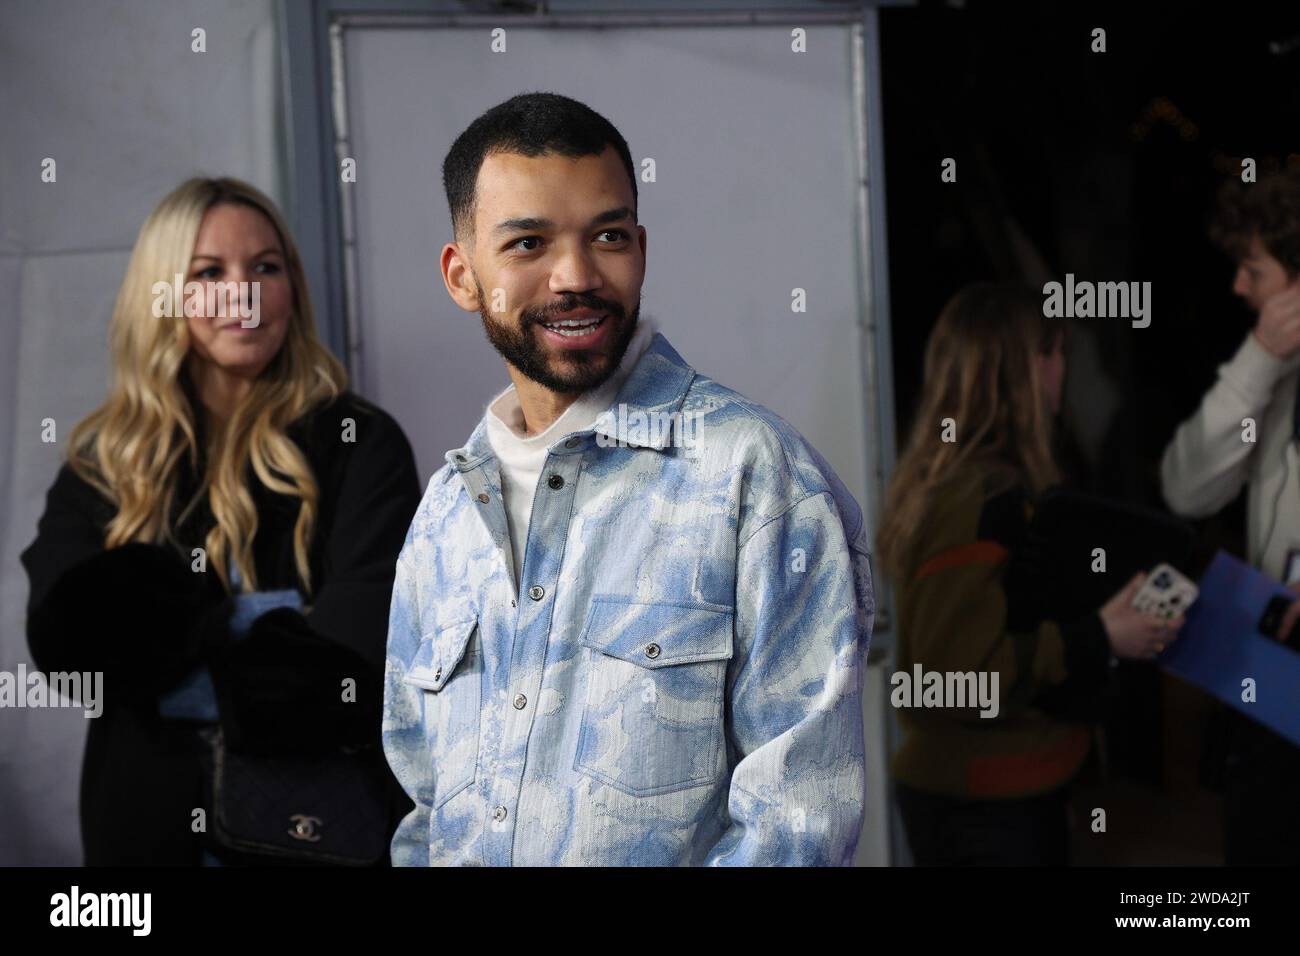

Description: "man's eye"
510 237 541 252
597 229 629 243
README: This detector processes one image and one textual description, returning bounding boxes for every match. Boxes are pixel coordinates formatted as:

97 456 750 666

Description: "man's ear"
441 242 481 313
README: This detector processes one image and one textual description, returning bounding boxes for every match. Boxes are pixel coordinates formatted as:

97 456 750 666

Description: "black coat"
19 382 422 865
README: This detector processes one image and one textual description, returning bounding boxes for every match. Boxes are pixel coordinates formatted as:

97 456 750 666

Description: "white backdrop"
0 0 282 865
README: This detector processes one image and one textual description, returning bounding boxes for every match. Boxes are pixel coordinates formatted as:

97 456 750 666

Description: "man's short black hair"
443 91 638 244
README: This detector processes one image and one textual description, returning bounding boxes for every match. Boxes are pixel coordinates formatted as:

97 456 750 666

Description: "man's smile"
537 312 612 348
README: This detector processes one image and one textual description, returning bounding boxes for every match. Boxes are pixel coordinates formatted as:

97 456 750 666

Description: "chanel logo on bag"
288 814 323 842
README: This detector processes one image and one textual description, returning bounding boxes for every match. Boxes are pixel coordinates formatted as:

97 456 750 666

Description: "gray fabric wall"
0 0 282 865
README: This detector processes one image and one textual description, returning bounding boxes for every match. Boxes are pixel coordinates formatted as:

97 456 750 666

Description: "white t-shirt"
485 317 658 587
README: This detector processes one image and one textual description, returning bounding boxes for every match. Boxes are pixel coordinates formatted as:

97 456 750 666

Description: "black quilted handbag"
202 726 391 866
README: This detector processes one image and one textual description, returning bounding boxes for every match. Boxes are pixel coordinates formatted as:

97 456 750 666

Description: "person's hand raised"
1251 283 1300 359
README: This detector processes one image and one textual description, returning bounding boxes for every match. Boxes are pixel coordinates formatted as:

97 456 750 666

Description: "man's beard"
476 279 640 394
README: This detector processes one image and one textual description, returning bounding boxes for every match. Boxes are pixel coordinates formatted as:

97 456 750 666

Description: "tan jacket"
889 465 1100 800
1161 331 1300 581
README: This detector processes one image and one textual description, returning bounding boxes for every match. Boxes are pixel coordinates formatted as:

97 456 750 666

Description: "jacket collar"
445 332 696 472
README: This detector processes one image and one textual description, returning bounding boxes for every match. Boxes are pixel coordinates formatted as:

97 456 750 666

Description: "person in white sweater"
1160 167 1300 864
1162 173 1300 629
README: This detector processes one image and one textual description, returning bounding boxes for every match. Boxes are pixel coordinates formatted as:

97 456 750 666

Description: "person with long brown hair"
20 177 420 865
878 281 1177 865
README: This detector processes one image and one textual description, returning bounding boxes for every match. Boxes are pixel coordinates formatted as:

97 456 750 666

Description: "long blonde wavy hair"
877 282 1063 577
66 177 349 596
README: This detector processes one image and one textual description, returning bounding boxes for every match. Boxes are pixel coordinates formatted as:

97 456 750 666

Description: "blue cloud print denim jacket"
383 333 875 865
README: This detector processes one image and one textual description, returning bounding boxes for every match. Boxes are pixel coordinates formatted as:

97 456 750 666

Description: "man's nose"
1232 270 1251 299
550 246 602 293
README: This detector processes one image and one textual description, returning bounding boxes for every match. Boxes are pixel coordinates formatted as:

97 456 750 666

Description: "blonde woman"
20 177 420 865
877 282 1178 866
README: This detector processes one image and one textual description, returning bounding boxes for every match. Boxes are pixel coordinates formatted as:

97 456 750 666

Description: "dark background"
879 1 1300 861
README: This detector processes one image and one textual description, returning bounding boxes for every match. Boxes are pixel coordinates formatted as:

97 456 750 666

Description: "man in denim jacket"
382 92 874 866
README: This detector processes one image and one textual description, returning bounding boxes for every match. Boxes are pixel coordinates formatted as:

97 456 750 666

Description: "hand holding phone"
1130 563 1199 621
1100 567 1191 660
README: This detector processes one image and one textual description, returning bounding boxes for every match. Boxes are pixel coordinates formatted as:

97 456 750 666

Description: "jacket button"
644 642 660 660
528 585 545 601
565 437 580 448
433 666 442 681
513 693 527 710
492 805 507 822
477 493 489 503
547 474 564 490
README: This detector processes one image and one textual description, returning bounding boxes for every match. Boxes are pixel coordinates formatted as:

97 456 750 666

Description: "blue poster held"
1161 550 1300 747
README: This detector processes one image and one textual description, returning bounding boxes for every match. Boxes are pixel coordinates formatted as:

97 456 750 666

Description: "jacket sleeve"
900 487 1109 724
296 406 424 670
995 488 1114 720
381 537 433 867
20 464 233 699
212 408 422 755
1161 332 1290 518
1031 612 1114 722
703 490 874 867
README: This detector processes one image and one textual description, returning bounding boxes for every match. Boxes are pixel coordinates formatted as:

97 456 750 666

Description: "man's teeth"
543 315 605 336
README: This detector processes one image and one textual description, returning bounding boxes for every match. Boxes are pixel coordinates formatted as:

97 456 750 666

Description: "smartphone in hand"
1131 563 1199 621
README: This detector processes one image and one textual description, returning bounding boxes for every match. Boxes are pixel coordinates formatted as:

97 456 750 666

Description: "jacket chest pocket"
574 596 734 797
402 617 481 810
